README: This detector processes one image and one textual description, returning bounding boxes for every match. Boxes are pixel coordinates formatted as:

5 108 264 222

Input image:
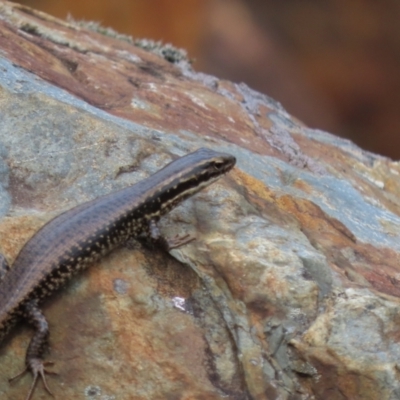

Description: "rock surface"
0 1 399 399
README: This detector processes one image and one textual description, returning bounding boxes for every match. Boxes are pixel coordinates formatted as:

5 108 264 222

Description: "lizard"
0 147 236 399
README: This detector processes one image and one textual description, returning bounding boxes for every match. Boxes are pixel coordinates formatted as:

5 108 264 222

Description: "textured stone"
0 1 399 399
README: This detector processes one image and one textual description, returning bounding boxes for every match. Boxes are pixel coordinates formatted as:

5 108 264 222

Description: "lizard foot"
166 233 195 250
9 358 57 400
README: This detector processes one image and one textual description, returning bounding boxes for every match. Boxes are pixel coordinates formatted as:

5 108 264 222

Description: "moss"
67 16 189 64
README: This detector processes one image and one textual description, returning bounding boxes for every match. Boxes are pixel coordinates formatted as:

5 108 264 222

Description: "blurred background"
11 0 400 159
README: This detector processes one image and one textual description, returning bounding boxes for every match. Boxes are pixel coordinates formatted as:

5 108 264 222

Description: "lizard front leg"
148 219 195 251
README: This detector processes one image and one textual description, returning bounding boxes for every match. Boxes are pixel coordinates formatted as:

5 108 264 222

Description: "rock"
0 1 399 399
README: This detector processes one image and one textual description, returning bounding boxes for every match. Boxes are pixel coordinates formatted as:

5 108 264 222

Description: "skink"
0 148 236 400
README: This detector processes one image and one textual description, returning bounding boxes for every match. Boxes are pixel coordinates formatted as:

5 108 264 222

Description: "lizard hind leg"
9 299 57 399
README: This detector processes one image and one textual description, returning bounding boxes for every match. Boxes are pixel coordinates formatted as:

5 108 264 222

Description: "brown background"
12 0 400 159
